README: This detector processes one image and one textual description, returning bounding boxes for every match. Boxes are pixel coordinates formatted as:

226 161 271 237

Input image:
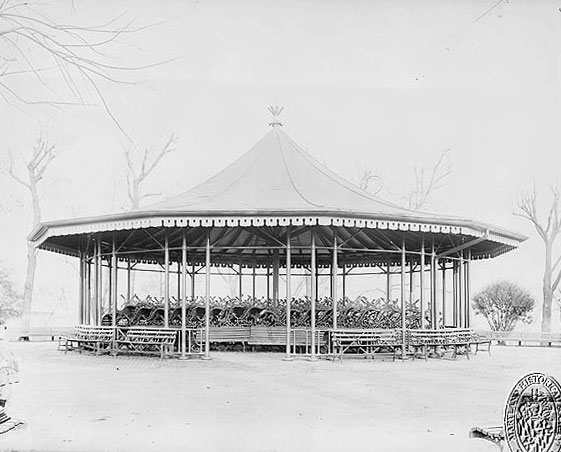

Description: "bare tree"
405 148 452 210
0 0 161 134
514 182 561 334
7 136 56 339
123 133 177 209
357 164 383 195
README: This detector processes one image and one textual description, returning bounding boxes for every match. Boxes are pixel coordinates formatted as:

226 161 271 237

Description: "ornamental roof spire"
268 105 284 128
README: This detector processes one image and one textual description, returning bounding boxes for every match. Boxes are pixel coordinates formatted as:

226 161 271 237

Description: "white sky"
1 0 561 329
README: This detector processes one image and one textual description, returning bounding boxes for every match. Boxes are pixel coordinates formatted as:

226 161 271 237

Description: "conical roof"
143 127 426 219
29 122 526 260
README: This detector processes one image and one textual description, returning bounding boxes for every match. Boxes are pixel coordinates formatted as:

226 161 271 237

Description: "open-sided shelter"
29 110 526 358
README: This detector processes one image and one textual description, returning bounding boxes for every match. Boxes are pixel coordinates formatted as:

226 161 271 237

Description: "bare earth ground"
1 343 560 452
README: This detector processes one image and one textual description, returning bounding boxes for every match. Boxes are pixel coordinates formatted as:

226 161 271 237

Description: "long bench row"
331 328 491 361
59 326 490 360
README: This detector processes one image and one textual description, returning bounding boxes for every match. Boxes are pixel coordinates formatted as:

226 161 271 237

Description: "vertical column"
79 252 85 324
111 239 118 349
191 263 196 302
386 258 391 301
96 241 102 326
266 265 270 301
342 255 346 302
420 238 425 328
442 262 447 327
401 238 406 360
181 232 187 358
177 262 181 303
238 264 243 301
108 259 112 319
87 260 92 325
464 248 471 328
284 230 292 360
310 232 317 360
204 232 211 360
458 252 464 328
126 259 132 304
252 262 256 301
332 234 338 329
273 249 280 303
164 235 170 328
430 241 437 329
409 260 414 305
452 261 458 327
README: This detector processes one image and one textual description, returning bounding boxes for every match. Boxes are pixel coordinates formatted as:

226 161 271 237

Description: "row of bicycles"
101 295 436 329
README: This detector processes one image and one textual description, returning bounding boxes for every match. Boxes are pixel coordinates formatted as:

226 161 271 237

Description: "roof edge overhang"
29 210 527 252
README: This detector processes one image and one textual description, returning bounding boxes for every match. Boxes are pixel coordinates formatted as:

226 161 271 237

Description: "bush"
472 281 535 331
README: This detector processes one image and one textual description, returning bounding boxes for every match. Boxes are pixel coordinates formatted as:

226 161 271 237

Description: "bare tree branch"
123 133 177 209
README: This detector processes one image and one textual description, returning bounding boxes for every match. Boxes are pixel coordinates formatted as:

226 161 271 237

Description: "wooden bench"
195 327 250 351
408 329 473 360
248 326 286 350
115 327 177 358
58 325 114 355
470 331 491 355
331 329 402 361
470 372 561 451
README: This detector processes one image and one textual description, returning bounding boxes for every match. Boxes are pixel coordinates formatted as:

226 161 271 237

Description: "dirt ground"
1 342 560 452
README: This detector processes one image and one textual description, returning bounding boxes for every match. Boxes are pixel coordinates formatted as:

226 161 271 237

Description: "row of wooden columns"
78 229 472 360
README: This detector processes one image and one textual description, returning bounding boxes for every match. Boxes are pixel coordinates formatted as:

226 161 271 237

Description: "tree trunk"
542 241 553 334
19 240 38 339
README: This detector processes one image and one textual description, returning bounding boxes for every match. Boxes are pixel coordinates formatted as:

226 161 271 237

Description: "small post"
111 238 118 352
332 233 338 329
79 252 85 324
310 231 317 360
441 262 447 326
420 238 425 328
204 232 211 360
238 264 243 301
386 257 391 302
126 259 132 304
465 249 471 328
273 249 280 303
284 229 292 360
164 235 170 328
401 238 406 361
180 232 187 359
458 251 464 328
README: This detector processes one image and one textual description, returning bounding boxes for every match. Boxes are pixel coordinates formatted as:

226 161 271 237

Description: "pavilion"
28 108 526 359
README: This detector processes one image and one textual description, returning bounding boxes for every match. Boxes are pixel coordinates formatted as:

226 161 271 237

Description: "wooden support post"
252 262 256 302
273 249 280 303
87 261 92 325
401 238 406 360
386 258 391 301
284 230 292 360
96 241 102 326
79 253 85 324
111 239 118 351
238 264 243 301
108 260 112 319
191 263 196 302
310 231 317 360
177 262 181 303
164 235 170 328
420 238 425 329
409 259 414 305
442 262 446 327
342 255 346 302
266 266 270 301
452 261 458 327
465 249 471 328
332 234 338 329
430 241 437 329
458 252 464 328
127 259 131 304
204 232 211 360
181 232 187 359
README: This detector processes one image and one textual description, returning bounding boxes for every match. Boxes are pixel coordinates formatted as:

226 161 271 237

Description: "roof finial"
268 105 284 128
